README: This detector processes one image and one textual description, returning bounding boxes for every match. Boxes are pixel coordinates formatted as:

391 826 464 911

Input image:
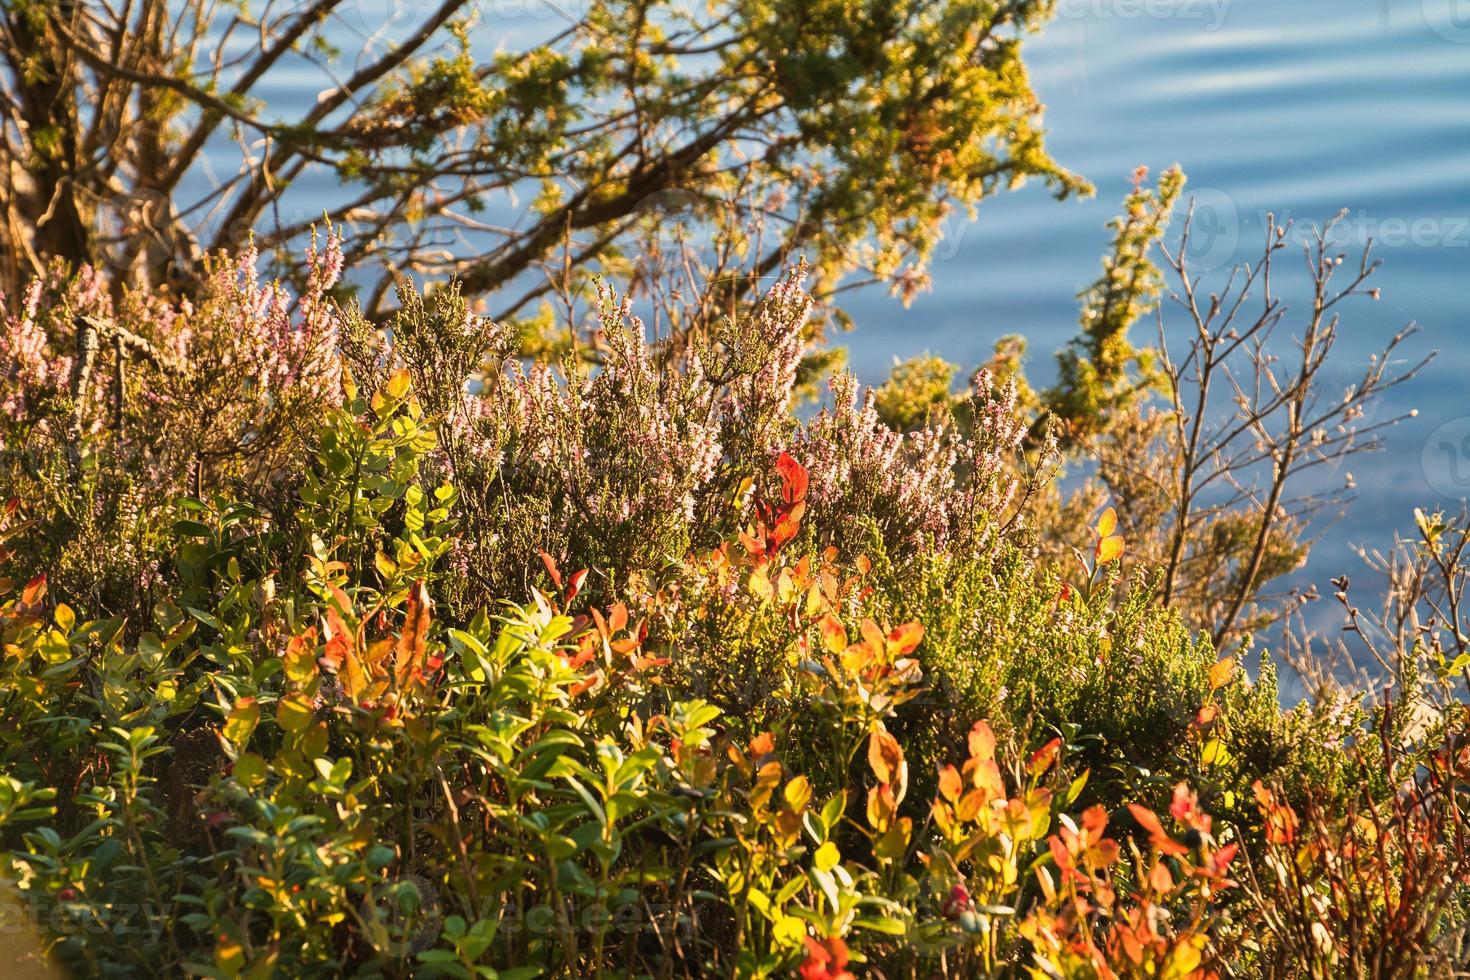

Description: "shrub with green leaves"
1 198 1466 976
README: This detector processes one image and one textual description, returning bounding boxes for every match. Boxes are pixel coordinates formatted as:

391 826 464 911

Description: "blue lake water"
837 0 1470 647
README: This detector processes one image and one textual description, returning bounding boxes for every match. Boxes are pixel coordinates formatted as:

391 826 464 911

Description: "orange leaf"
1096 535 1124 564
886 622 924 657
860 619 887 656
1027 737 1062 777
772 513 801 548
749 732 776 759
608 602 629 636
868 726 904 789
20 574 45 607
394 579 434 688
1127 804 1166 840
969 758 1004 800
967 721 996 762
819 613 848 654
937 764 962 803
1081 804 1109 841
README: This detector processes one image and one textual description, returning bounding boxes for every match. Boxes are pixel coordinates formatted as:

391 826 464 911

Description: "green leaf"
222 698 260 748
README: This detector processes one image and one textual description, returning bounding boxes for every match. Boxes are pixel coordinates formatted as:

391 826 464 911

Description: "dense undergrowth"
3 202 1470 977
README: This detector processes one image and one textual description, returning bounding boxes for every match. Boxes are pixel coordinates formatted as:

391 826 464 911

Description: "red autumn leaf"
569 671 601 697
772 513 801 549
566 568 588 601
20 573 45 607
1129 804 1189 857
1169 782 1196 823
798 935 853 980
776 452 809 504
538 550 563 590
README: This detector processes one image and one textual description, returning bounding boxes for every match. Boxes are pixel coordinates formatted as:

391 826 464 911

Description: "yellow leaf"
814 840 840 872
283 629 318 686
748 568 772 602
385 368 412 400
773 915 806 946
222 698 259 748
276 693 314 733
1096 506 1118 538
1209 656 1236 691
1096 535 1125 564
1200 737 1229 767
783 775 812 813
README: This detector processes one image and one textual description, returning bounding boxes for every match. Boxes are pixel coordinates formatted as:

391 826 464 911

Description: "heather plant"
0 233 345 613
2 195 1469 977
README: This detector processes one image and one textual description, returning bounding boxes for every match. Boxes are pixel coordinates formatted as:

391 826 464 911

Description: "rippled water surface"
840 0 1470 635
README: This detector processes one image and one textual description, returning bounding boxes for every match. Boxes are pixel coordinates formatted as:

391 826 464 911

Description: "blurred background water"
835 0 1470 653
